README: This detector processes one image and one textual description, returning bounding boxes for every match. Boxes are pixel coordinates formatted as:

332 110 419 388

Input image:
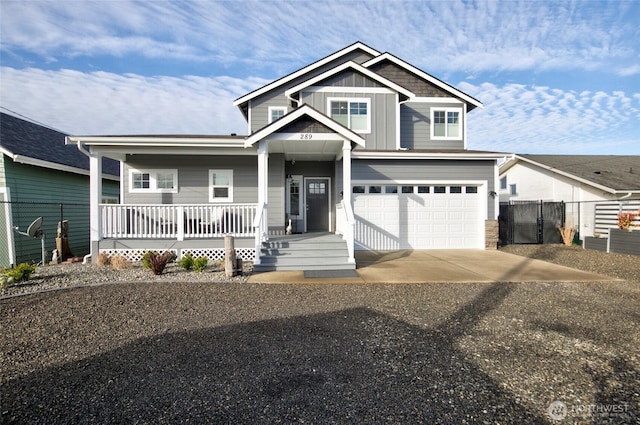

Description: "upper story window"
129 169 177 193
500 176 507 190
328 97 371 133
209 170 233 202
269 106 287 123
431 107 462 140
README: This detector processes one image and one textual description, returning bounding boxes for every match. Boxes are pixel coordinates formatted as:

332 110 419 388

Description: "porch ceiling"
266 139 345 161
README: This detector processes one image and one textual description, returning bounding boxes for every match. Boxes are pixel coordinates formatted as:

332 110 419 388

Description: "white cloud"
460 82 640 154
2 1 638 76
0 67 266 135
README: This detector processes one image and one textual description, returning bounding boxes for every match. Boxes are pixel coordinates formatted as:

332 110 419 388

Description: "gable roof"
233 42 380 108
244 104 365 148
501 154 640 193
1 112 119 178
362 52 483 110
284 61 415 99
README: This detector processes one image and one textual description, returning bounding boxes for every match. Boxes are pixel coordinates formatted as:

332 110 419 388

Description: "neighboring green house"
0 112 120 266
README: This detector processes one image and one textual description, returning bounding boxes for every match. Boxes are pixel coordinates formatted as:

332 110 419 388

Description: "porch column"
257 140 269 207
89 151 102 259
342 140 351 206
342 140 355 264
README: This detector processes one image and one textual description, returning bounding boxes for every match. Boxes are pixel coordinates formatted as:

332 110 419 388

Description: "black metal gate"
499 201 565 245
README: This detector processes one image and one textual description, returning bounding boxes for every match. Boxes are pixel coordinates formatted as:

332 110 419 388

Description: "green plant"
179 252 194 271
142 250 158 269
148 252 171 275
193 256 208 272
1 263 37 285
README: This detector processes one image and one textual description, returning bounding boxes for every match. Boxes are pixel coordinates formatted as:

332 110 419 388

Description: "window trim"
327 97 371 134
209 169 234 203
430 107 463 140
268 106 287 123
129 168 178 194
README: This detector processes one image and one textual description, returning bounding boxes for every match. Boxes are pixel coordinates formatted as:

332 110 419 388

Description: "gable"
315 69 385 88
233 42 379 117
368 60 451 98
278 118 335 134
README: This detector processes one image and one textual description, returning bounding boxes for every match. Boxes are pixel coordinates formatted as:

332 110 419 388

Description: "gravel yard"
1 245 639 423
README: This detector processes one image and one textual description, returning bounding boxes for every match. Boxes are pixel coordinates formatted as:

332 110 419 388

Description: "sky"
1 0 639 155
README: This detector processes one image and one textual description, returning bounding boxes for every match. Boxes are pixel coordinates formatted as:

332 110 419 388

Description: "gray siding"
367 61 453 99
123 155 258 204
123 154 288 235
249 51 376 133
352 159 497 217
301 91 397 150
400 102 465 150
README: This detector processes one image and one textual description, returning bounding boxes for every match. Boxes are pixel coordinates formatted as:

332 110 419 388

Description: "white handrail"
337 200 356 263
253 202 267 265
100 203 257 239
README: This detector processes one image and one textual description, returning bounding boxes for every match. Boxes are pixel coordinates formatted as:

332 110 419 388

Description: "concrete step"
255 232 354 271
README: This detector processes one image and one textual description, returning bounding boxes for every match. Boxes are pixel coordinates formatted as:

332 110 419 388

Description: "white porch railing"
252 202 268 265
336 200 355 263
101 204 258 239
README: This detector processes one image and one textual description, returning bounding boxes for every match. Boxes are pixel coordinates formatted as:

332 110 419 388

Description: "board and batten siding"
122 154 285 235
400 102 465 150
352 159 497 218
249 51 376 133
301 91 397 151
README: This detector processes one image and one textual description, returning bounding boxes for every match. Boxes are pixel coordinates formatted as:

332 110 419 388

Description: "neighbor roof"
501 154 640 193
0 112 120 178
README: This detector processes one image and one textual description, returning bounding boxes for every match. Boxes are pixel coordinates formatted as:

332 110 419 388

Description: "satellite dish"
26 217 43 238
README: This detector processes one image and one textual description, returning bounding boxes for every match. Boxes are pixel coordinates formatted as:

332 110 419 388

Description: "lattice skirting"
99 248 255 263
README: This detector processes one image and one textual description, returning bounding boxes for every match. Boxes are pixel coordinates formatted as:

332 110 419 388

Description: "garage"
353 183 485 250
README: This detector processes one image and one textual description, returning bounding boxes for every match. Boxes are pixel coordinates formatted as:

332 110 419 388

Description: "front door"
306 178 329 232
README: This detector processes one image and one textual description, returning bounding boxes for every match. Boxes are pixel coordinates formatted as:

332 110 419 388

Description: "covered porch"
245 105 365 268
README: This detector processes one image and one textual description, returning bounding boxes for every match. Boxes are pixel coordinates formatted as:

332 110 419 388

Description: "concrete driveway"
248 250 615 284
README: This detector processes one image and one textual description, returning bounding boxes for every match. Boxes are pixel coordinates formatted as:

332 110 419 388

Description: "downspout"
69 138 94 264
618 192 633 200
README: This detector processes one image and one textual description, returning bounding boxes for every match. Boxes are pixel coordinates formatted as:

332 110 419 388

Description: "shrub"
111 255 133 270
164 251 177 263
95 252 110 266
142 250 158 269
1 263 37 285
148 251 172 275
179 252 194 271
617 210 639 230
193 256 208 272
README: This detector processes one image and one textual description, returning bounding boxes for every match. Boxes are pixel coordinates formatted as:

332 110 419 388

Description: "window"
500 176 507 190
209 170 233 202
269 106 287 123
401 186 414 194
510 184 517 196
368 186 382 194
466 186 478 194
328 98 370 133
308 182 326 194
450 186 462 194
385 186 398 194
287 176 302 216
352 186 365 194
129 169 177 193
434 186 446 194
431 108 462 140
417 186 430 194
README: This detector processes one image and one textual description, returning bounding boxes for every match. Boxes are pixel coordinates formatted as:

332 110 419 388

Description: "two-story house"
66 42 506 271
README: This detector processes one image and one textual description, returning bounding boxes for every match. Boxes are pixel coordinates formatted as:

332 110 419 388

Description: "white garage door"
353 184 484 250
